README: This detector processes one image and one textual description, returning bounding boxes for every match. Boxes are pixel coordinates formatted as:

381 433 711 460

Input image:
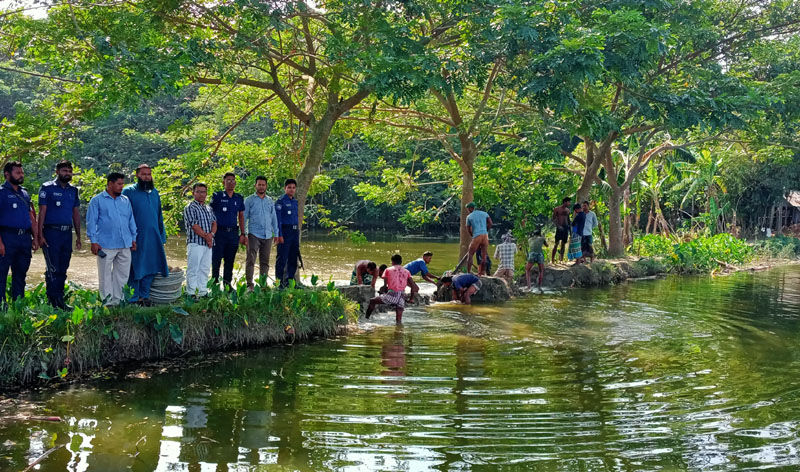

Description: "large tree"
1 0 468 225
507 0 800 256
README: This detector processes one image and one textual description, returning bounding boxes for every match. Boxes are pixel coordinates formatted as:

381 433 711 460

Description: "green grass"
0 280 359 388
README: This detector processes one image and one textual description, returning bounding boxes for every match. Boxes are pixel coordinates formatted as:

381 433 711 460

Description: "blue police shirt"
209 191 244 228
404 258 429 276
0 182 33 229
275 194 298 236
38 180 79 225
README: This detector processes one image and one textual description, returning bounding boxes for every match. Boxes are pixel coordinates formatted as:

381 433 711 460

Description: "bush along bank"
631 233 800 273
0 279 359 389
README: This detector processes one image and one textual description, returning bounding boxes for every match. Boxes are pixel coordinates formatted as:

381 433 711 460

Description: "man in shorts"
365 254 418 323
525 229 548 289
440 273 482 305
552 196 572 263
465 202 492 275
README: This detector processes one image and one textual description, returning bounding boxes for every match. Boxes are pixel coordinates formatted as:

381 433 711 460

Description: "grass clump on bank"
754 235 800 260
0 280 359 388
631 233 754 273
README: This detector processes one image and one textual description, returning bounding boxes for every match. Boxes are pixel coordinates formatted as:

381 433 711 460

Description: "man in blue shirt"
209 172 246 290
244 176 279 289
440 273 482 305
86 172 137 306
465 202 492 276
37 160 81 309
0 161 39 309
404 251 439 284
275 178 300 287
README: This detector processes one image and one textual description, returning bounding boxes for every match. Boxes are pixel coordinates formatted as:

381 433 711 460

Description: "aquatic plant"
0 280 359 388
630 233 753 273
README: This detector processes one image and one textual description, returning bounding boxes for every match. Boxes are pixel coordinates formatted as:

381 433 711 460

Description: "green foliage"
631 233 754 273
755 236 800 260
0 280 358 387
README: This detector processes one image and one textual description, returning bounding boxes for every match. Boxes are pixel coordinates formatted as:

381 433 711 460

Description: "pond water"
26 232 461 287
3 266 800 471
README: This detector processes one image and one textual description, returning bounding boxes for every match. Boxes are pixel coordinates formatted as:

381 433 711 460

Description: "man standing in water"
365 254 418 323
552 197 572 263
123 164 170 306
243 176 279 290
0 161 38 309
275 178 300 287
465 202 492 276
210 173 246 290
37 160 81 309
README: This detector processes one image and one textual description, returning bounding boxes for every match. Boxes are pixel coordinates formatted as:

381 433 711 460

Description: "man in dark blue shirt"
275 178 300 287
209 172 246 289
37 160 81 309
0 161 39 310
440 273 482 305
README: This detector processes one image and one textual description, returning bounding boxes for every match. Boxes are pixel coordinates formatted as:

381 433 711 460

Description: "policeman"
275 178 300 287
0 161 39 310
38 160 81 309
209 172 246 289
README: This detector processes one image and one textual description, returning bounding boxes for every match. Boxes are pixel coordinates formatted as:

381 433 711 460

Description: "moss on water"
0 283 359 388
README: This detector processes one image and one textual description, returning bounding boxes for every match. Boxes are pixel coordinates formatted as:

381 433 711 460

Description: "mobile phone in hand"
97 249 107 258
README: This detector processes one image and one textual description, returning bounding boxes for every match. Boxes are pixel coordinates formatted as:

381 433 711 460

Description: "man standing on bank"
243 176 279 289
37 160 81 309
465 202 492 276
552 196 572 264
184 183 216 297
123 164 169 306
0 161 39 309
209 173 246 290
275 179 300 287
86 173 137 306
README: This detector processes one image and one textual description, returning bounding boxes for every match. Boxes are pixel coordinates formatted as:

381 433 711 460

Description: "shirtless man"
551 197 572 263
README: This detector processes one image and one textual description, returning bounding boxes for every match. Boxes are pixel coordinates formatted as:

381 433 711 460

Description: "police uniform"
0 181 34 307
39 179 79 307
209 190 244 287
275 194 299 286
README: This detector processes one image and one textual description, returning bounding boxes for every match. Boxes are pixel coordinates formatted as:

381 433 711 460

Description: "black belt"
218 226 239 232
44 224 72 231
0 226 31 235
281 224 298 230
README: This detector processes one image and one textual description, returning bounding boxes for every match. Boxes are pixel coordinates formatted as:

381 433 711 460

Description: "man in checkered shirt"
493 231 517 282
183 182 217 297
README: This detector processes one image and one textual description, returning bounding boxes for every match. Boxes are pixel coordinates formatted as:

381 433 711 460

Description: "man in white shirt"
581 201 599 263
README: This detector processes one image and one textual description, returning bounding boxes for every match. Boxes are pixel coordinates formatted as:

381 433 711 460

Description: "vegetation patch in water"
0 281 359 388
632 233 754 273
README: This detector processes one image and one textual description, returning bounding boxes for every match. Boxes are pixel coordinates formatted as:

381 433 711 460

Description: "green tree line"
2 0 800 256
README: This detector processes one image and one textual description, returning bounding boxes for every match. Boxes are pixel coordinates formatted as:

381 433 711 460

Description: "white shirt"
583 211 598 236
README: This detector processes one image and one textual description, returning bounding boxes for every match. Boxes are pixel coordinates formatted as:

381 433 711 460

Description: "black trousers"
212 230 239 287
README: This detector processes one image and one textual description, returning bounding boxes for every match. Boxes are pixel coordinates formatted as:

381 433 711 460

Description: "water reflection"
3 267 800 470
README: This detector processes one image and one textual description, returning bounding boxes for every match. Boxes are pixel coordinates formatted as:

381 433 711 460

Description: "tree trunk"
458 154 475 260
294 112 336 233
607 186 625 257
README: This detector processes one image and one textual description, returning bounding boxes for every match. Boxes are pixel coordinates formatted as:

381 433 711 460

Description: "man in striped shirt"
493 231 517 282
183 183 217 297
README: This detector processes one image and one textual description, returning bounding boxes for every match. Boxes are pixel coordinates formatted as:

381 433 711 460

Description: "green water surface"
2 266 800 471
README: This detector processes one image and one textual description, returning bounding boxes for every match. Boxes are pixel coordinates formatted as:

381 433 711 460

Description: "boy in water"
365 254 418 323
525 229 548 289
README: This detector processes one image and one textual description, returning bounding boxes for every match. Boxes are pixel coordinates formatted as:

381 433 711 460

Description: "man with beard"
37 160 81 309
243 176 279 290
209 172 246 290
0 161 39 309
87 172 137 306
122 164 169 306
275 178 300 287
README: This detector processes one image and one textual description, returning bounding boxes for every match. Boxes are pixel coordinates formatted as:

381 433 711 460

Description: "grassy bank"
0 281 359 388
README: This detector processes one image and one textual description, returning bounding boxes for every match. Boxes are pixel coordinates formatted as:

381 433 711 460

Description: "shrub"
629 233 753 273
754 235 800 259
